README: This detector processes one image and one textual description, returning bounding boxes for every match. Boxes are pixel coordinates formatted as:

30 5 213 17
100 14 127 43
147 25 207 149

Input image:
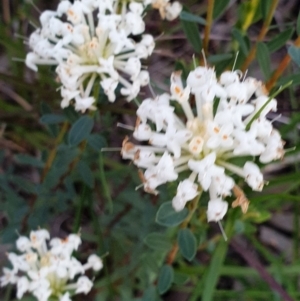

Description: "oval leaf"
180 14 202 53
68 116 94 146
257 42 271 80
156 202 188 227
87 134 107 151
213 0 231 19
180 11 206 25
232 28 249 56
15 154 44 168
144 233 172 251
77 161 94 188
288 45 300 67
267 28 294 53
178 228 197 261
142 286 157 301
157 265 174 295
173 272 190 285
40 114 66 124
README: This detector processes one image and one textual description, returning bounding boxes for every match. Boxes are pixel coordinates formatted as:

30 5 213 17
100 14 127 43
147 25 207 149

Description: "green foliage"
178 228 197 261
144 232 172 251
180 9 202 53
288 45 300 67
213 0 231 19
1 1 300 301
40 114 67 124
156 202 189 227
267 28 294 52
180 11 206 25
68 116 94 146
256 42 271 79
231 28 249 56
157 265 174 295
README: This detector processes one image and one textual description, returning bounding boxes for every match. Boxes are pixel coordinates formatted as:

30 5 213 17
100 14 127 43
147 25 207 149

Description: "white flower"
207 198 228 222
26 0 155 112
0 229 103 301
122 67 284 219
0 268 18 286
17 276 30 299
172 179 199 211
188 153 225 191
243 162 264 191
60 292 71 301
75 276 93 294
150 0 182 20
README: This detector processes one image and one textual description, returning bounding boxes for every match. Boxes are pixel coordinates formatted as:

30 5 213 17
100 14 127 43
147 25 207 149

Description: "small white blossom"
0 229 103 301
150 0 182 20
172 179 199 212
207 198 228 222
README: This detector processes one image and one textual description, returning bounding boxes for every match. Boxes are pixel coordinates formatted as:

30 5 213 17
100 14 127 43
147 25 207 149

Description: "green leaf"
173 272 190 285
180 11 206 25
288 45 300 67
157 265 174 295
201 239 228 301
87 134 107 151
260 0 272 19
178 228 197 261
257 42 271 79
267 28 294 53
40 114 67 124
142 286 157 301
156 202 188 227
180 17 202 53
213 0 230 19
8 175 37 194
77 161 94 188
144 233 172 251
231 28 249 56
277 73 300 87
68 116 94 146
207 53 233 64
15 154 44 168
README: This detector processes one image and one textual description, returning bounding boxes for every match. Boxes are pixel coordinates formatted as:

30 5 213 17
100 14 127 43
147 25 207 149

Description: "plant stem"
41 121 69 182
203 0 215 57
73 184 87 233
241 0 279 72
99 152 113 213
266 36 300 91
166 191 202 265
4 286 12 301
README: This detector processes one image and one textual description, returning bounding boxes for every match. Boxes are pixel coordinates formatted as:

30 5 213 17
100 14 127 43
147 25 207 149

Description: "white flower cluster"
0 229 103 301
149 0 183 21
26 0 157 112
122 67 285 222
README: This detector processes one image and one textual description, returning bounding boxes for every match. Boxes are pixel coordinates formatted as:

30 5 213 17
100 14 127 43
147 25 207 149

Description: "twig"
241 0 279 72
230 238 295 301
266 36 300 91
41 121 69 182
2 0 10 24
0 82 33 112
203 0 215 56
